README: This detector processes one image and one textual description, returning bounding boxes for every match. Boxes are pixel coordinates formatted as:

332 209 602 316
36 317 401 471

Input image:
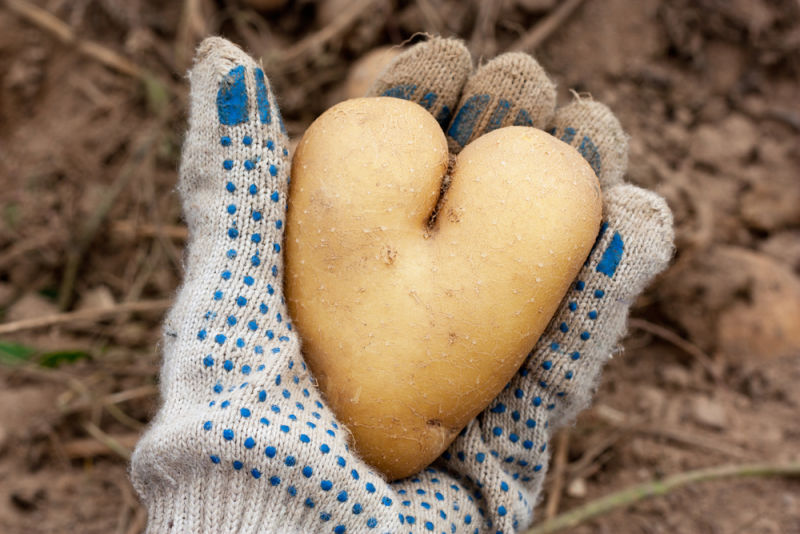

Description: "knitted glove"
369 37 674 531
131 37 673 534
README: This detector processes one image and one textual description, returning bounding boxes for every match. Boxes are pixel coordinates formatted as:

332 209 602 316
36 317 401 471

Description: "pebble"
690 396 728 430
6 292 58 322
566 477 587 498
660 364 691 389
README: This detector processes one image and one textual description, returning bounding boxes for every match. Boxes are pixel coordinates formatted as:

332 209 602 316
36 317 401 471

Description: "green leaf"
0 340 36 366
143 75 170 117
37 350 90 368
38 287 59 301
2 203 20 230
0 341 90 368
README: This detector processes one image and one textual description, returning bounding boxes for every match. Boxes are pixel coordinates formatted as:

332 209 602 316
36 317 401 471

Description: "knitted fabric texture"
445 52 557 152
131 36 673 534
548 99 629 186
369 38 472 130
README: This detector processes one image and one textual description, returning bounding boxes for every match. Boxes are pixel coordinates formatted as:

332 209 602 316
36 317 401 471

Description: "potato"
286 97 601 480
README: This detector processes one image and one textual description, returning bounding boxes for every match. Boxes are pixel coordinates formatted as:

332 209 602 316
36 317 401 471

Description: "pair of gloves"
130 36 673 534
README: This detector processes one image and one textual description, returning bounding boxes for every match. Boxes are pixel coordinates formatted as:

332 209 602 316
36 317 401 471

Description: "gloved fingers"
135 37 395 533
136 36 496 534
367 36 472 129
548 97 629 189
441 183 673 523
170 36 294 370
520 182 674 429
438 421 543 533
445 52 556 154
180 37 288 205
388 465 489 533
507 182 672 435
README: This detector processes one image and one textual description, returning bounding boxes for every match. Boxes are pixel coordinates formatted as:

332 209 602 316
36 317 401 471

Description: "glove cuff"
136 466 310 534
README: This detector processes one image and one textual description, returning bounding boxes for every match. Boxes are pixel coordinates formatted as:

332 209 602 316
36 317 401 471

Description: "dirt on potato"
0 1 798 533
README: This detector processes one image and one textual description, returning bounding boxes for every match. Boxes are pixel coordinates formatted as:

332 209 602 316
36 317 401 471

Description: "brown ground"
1 0 799 533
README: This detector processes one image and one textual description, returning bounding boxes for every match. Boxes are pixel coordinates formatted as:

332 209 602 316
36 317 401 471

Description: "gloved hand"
131 36 673 534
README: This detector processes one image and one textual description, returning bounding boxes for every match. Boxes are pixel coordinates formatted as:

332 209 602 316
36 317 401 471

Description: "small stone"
760 231 800 272
741 174 800 231
566 477 587 498
716 249 800 360
690 396 728 430
661 246 800 361
113 323 149 346
76 285 115 311
703 41 744 94
637 386 666 416
660 364 691 389
690 114 757 166
6 292 58 322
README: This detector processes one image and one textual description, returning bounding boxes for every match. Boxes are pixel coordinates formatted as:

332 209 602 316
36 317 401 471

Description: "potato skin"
286 97 601 480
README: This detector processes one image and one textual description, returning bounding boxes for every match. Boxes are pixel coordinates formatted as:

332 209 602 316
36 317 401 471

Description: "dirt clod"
689 396 728 430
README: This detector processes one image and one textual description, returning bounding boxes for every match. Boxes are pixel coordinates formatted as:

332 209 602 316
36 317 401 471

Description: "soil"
1 0 799 533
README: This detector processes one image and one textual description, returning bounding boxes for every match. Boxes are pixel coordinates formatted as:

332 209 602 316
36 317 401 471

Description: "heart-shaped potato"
286 97 601 480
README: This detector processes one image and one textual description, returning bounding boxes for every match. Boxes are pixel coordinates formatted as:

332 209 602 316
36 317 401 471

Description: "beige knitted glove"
130 36 673 533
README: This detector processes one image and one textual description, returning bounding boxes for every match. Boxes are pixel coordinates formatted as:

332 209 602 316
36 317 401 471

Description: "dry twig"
566 425 631 481
175 0 213 71
628 318 722 382
272 0 377 66
4 0 166 86
57 383 157 421
470 0 501 58
57 128 161 309
526 462 800 534
636 424 750 460
588 404 750 460
82 421 135 460
0 299 170 335
545 429 570 519
0 233 61 270
62 432 140 459
111 221 188 242
510 0 585 52
415 0 444 35
105 402 147 431
105 385 160 405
